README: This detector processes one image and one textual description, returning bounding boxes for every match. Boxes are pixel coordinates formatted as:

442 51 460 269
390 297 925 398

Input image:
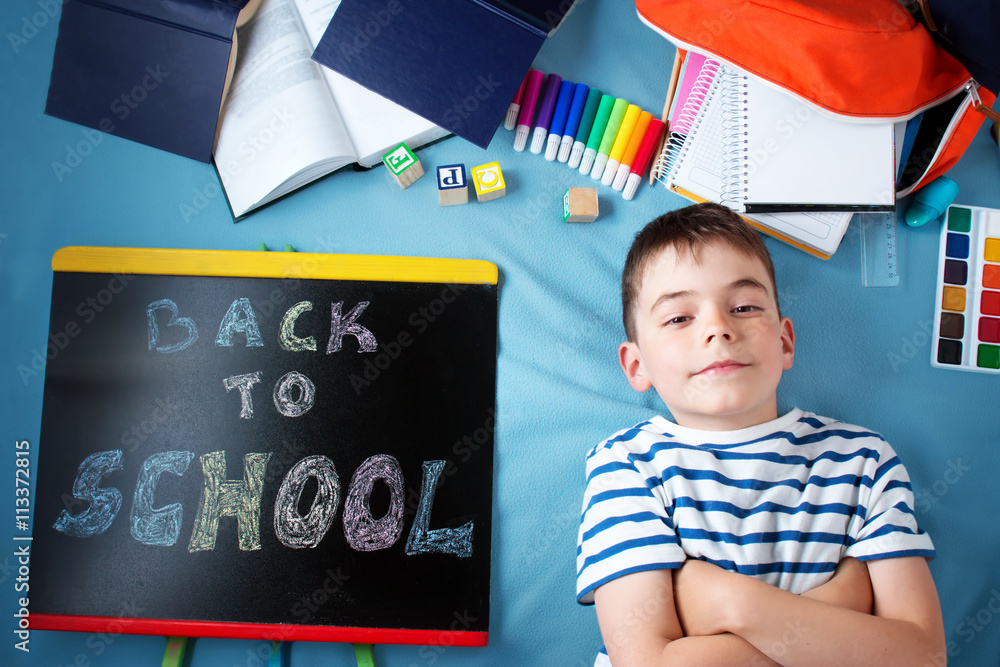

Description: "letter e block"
471 161 506 202
437 164 469 206
382 142 424 189
563 188 598 222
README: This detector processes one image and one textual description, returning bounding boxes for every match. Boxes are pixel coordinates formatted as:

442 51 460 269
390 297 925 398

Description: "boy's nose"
702 311 735 344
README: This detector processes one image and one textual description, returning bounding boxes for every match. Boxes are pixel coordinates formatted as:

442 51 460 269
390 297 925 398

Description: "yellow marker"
606 109 650 188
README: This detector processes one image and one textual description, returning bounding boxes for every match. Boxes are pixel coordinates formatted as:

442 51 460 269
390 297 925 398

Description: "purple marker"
530 73 563 154
514 69 544 152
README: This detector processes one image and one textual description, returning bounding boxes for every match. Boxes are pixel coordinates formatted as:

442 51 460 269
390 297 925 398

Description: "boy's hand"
672 559 737 637
802 557 873 614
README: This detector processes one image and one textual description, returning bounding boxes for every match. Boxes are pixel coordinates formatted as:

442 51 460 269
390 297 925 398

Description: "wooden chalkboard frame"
31 247 498 647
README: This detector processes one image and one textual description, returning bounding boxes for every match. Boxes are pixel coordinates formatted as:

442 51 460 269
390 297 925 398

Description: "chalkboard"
31 247 498 646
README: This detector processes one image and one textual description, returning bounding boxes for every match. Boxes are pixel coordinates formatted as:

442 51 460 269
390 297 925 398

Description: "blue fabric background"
2 0 999 664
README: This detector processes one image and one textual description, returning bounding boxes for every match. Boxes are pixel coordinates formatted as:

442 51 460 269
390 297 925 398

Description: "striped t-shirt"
577 408 934 605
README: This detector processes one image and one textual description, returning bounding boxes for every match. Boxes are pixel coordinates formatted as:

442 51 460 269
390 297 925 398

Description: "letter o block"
471 161 506 202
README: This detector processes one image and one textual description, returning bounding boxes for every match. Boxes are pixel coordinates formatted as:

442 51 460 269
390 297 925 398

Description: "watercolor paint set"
931 204 1000 373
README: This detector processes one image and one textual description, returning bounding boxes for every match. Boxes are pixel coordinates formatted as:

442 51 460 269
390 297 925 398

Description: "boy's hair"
621 202 779 341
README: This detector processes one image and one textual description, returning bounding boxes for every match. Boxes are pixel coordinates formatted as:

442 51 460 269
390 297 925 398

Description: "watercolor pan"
931 205 1000 373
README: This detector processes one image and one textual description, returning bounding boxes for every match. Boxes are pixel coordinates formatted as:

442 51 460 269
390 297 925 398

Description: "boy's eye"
732 305 761 314
665 315 690 325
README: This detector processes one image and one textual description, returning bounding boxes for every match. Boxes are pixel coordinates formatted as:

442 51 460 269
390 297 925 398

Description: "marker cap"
504 104 521 131
557 135 574 162
568 141 586 169
530 126 547 154
601 159 620 186
612 163 631 191
590 153 609 180
514 126 530 152
579 147 597 175
622 173 642 201
545 134 561 161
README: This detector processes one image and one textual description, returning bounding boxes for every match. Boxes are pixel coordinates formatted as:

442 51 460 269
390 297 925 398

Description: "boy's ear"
780 316 795 370
619 341 652 392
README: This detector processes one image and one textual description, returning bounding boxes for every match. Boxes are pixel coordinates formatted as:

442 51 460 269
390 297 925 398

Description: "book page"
293 0 448 166
740 74 895 209
215 0 357 216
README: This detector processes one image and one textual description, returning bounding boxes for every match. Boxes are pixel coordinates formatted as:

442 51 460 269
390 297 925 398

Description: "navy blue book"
45 0 248 162
311 0 577 150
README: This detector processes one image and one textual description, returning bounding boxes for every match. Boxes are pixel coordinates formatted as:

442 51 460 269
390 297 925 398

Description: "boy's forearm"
726 577 940 666
674 558 944 667
655 633 780 667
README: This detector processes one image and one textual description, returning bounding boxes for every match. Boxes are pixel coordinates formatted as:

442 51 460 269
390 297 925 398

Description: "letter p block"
436 164 468 206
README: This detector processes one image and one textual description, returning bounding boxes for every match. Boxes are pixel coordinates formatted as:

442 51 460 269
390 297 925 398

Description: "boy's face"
619 241 794 431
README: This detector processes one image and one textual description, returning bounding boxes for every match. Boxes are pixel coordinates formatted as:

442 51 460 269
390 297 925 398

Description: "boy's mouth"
695 360 748 376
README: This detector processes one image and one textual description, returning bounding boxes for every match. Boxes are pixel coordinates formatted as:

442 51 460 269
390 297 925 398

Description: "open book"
215 0 449 218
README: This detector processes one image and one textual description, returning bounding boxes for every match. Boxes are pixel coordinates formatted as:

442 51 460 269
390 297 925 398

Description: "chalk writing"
53 450 124 538
343 454 405 552
130 450 194 546
146 298 198 353
188 451 272 552
274 455 341 549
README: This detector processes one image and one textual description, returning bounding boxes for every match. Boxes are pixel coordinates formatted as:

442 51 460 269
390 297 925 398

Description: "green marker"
354 643 376 667
579 94 615 175
590 98 629 179
568 87 603 169
161 637 187 667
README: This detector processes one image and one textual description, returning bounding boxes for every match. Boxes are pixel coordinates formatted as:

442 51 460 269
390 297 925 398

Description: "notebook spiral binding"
653 58 721 185
719 66 747 209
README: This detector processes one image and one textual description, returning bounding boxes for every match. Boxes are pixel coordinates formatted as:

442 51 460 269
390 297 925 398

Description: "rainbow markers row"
504 70 665 201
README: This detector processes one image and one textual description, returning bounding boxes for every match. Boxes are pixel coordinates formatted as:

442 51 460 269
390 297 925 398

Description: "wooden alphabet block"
437 164 469 206
563 187 599 222
471 161 506 202
382 142 424 189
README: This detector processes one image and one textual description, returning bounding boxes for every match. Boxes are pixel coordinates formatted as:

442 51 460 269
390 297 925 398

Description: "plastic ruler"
860 211 900 287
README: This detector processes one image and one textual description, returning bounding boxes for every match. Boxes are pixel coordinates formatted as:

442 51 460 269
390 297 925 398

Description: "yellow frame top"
52 247 499 285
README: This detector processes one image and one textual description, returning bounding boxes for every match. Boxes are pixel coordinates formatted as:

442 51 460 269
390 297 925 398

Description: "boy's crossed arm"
595 555 944 666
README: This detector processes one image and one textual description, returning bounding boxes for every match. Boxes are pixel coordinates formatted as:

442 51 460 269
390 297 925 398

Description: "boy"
576 203 944 665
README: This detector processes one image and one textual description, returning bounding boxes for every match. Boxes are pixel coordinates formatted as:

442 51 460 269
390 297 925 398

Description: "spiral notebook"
728 68 895 214
656 58 888 259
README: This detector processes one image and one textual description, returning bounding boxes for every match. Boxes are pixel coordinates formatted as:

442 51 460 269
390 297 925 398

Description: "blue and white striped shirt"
577 408 934 605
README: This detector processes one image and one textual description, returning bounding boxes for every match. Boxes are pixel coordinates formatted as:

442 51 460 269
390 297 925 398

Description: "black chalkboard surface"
32 247 498 646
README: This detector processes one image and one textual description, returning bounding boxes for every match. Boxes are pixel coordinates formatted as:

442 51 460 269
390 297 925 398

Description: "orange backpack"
636 0 997 196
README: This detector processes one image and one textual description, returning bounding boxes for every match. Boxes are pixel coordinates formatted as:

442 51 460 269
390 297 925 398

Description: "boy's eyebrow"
649 289 694 313
648 278 770 313
729 277 770 295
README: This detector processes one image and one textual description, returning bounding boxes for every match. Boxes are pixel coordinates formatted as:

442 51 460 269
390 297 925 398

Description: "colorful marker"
505 73 529 131
622 119 666 200
578 94 615 175
601 104 642 185
530 73 563 154
609 110 652 189
590 98 629 180
569 88 603 169
513 69 544 152
545 80 576 161
558 83 590 163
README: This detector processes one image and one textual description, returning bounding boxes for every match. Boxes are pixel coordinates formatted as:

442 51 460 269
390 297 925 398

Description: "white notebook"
725 69 895 213
657 59 854 259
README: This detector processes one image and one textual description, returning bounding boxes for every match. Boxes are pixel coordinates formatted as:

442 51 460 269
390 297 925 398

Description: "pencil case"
636 0 998 198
